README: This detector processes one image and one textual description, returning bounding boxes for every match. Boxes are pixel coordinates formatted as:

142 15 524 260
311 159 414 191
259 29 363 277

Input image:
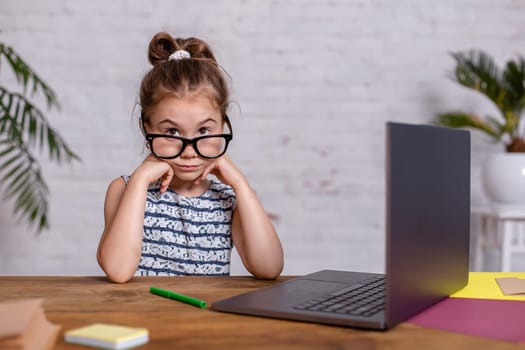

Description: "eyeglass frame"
141 114 233 160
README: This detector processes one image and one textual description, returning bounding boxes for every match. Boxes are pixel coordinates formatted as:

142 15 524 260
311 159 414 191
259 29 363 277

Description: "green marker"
150 287 207 308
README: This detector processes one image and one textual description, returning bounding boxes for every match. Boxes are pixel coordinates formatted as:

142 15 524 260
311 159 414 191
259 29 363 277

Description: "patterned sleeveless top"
122 175 236 276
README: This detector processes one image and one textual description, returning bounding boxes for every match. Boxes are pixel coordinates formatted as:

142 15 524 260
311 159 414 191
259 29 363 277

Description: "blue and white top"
122 175 236 276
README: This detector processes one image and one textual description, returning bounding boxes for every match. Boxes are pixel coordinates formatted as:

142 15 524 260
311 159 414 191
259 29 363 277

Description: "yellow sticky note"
451 272 525 301
64 323 149 349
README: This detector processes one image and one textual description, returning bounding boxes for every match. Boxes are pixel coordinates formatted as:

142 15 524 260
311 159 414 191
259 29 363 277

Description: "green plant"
0 42 79 232
435 50 525 152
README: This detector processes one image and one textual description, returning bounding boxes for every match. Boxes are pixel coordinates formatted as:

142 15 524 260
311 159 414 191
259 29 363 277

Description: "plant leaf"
0 88 80 163
503 57 525 113
450 50 511 116
5 166 31 197
0 43 80 232
2 146 49 231
0 43 60 110
435 112 501 139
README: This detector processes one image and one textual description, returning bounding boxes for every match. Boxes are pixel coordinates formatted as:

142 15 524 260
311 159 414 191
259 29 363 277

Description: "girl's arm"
230 179 284 279
198 156 284 279
97 156 173 283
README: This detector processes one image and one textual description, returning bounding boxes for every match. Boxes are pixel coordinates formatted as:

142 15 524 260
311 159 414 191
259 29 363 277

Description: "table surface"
0 276 523 350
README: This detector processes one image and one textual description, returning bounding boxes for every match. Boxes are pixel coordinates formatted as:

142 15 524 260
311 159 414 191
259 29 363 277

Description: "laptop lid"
385 122 470 327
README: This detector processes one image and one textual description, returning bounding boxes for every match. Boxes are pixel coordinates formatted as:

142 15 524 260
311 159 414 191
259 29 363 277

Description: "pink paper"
407 297 525 343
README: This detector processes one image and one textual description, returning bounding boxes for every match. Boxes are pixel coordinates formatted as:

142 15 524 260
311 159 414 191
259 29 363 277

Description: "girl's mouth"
176 164 200 171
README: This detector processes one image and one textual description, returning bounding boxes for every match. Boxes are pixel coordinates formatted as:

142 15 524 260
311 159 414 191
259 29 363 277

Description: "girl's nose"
180 142 198 158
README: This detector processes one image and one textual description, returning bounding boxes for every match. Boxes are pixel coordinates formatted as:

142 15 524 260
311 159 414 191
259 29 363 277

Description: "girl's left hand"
195 155 245 188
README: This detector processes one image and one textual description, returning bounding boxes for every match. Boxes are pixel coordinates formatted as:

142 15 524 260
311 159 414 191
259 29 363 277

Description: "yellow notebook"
450 272 525 301
64 323 149 349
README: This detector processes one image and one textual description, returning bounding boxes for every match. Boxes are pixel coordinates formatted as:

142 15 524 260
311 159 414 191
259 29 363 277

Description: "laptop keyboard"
293 277 386 317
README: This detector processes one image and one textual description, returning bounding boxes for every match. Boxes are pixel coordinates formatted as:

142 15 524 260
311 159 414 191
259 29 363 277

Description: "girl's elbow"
252 261 284 280
255 271 280 280
97 254 135 283
103 267 134 283
108 272 133 284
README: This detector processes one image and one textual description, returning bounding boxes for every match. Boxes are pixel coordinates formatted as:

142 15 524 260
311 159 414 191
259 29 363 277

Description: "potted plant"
0 42 79 232
435 49 525 204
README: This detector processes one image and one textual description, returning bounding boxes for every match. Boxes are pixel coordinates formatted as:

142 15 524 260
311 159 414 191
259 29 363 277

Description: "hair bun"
148 32 176 66
175 37 217 62
147 32 217 66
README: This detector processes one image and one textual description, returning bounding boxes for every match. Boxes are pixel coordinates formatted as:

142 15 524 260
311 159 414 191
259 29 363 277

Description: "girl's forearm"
233 180 284 279
98 177 149 283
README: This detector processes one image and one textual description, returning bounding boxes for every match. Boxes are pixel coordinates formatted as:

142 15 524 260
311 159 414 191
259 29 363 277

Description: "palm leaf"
503 57 525 113
0 137 49 231
0 88 79 163
438 50 525 146
0 43 80 232
0 88 78 232
485 115 507 136
435 112 501 139
450 50 513 117
0 43 59 110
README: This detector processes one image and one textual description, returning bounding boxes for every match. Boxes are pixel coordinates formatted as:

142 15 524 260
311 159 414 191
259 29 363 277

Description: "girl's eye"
198 127 211 135
166 128 180 136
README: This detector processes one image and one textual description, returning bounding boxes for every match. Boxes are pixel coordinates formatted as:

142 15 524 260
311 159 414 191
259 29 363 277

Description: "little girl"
97 32 284 283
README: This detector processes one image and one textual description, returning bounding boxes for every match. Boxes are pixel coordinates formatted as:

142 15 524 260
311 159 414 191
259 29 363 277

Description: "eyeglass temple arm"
140 112 147 135
224 115 233 135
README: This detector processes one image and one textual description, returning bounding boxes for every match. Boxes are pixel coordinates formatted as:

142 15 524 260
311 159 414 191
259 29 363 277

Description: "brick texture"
1 0 523 275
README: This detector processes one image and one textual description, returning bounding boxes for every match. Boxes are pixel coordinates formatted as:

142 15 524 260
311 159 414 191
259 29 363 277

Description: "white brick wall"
0 0 523 275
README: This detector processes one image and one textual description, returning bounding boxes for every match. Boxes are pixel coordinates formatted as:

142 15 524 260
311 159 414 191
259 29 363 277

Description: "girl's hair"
140 32 230 129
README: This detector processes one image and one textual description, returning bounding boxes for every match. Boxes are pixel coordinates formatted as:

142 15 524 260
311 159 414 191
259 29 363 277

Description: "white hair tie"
169 50 191 61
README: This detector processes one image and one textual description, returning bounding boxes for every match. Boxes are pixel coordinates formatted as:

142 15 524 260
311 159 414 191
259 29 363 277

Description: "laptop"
212 122 471 330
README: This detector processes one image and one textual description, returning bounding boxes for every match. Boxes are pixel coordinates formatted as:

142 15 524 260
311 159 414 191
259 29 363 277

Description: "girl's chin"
173 171 204 183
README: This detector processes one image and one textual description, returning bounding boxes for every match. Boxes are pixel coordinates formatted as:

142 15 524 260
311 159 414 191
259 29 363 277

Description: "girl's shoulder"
197 179 236 209
104 176 128 204
121 175 161 191
206 178 236 198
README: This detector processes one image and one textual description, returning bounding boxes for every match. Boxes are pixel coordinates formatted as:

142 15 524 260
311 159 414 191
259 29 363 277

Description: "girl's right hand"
132 155 174 193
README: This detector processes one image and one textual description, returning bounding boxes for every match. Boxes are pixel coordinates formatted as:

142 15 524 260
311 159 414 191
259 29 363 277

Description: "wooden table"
0 276 522 349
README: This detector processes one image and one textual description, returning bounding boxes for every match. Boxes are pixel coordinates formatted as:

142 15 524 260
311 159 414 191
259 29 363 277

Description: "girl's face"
146 94 224 183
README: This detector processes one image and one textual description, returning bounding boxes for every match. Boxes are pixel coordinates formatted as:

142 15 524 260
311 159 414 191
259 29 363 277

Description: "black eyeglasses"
143 115 233 159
